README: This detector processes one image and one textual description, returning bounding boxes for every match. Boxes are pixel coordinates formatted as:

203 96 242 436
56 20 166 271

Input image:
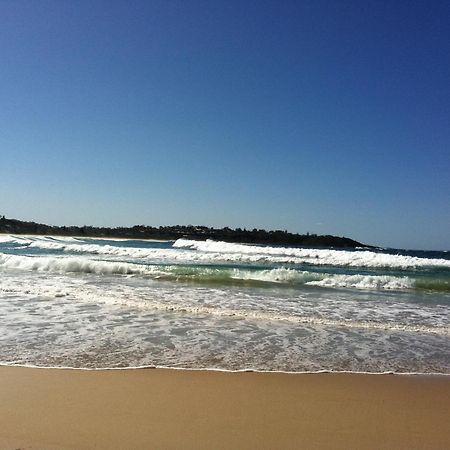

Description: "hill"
0 216 371 248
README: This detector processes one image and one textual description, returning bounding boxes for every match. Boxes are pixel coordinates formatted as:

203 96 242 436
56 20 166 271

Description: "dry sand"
0 366 449 449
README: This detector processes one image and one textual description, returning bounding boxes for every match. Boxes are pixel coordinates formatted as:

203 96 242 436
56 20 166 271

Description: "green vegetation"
0 216 370 248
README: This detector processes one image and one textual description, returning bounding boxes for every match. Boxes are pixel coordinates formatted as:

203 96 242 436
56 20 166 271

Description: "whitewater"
0 234 449 373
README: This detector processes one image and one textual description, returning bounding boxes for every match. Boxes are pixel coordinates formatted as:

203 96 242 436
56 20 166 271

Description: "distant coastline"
0 216 371 248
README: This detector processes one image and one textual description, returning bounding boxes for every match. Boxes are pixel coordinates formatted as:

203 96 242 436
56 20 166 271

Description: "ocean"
0 234 449 373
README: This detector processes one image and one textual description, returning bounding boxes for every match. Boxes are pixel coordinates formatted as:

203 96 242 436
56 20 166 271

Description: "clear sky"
1 0 449 250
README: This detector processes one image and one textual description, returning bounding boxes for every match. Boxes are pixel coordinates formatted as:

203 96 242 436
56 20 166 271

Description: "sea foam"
1 234 449 373
174 239 450 269
5 235 448 270
0 253 144 275
0 252 424 292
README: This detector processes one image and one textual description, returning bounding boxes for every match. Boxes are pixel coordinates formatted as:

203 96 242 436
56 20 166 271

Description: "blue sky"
1 0 449 250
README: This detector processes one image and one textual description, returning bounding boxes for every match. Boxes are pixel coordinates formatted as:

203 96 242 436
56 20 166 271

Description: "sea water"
0 234 449 373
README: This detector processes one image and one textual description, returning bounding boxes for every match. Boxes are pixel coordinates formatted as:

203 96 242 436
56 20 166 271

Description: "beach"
1 367 449 449
3 0 449 446
1 235 449 448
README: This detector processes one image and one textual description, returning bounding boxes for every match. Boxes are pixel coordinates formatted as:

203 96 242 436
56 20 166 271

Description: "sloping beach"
1 236 449 448
1 367 449 450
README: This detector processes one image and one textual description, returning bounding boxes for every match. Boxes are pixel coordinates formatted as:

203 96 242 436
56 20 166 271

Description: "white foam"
1 261 448 373
233 267 321 283
7 234 448 270
0 267 446 336
111 298 448 335
174 239 450 269
232 268 415 290
26 239 169 259
0 234 32 244
0 253 149 275
0 252 419 292
2 362 449 376
84 237 170 243
306 274 414 290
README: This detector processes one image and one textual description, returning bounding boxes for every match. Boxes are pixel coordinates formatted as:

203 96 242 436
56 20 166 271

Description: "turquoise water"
0 235 449 373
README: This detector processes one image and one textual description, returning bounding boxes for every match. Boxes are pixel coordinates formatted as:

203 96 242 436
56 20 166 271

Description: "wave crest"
0 254 143 275
174 239 450 270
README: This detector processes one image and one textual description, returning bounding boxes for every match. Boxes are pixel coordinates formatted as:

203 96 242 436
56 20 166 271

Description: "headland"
0 216 371 248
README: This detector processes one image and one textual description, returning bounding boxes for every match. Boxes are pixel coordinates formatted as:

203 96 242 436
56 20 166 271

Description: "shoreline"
1 366 449 449
1 362 450 376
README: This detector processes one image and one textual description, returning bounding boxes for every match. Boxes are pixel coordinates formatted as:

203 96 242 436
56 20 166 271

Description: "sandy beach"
0 367 449 449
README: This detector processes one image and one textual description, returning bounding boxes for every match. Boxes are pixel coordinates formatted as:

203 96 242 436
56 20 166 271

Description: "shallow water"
0 235 449 373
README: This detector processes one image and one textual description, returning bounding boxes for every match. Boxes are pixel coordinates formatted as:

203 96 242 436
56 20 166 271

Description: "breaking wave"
0 253 144 275
174 239 450 270
1 234 449 373
2 253 447 292
2 235 448 270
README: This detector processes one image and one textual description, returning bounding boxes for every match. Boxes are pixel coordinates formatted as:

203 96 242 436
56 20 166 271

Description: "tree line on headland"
0 216 371 248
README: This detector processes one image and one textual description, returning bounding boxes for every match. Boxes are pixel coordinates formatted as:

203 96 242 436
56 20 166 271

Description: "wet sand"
0 366 449 449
